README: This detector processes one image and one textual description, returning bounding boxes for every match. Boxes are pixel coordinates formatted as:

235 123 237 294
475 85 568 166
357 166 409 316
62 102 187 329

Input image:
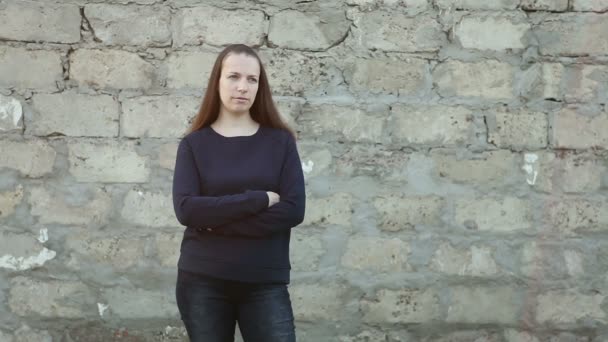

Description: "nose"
237 79 248 93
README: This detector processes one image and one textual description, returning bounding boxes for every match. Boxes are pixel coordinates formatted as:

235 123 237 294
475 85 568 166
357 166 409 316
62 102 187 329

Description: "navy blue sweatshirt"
172 125 306 283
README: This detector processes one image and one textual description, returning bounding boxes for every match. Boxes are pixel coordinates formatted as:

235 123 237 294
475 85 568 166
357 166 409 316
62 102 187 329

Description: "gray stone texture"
1 0 607 339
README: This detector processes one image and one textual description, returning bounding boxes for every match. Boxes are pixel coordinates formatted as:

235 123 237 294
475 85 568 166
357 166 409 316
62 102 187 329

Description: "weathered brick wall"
1 0 607 341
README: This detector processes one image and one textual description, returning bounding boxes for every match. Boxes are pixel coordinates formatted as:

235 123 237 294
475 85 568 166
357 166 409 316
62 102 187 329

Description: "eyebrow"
226 71 258 78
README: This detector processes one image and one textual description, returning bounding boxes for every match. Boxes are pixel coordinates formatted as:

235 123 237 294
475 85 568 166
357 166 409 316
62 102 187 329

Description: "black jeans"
176 269 296 342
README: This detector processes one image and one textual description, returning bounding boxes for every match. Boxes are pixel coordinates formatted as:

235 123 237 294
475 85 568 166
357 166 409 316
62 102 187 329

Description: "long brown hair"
186 44 295 138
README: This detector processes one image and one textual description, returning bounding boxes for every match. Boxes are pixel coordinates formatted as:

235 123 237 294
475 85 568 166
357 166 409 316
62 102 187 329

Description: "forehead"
222 53 260 76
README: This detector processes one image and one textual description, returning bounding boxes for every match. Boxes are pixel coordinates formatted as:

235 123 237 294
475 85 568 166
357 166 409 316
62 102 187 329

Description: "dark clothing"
176 269 296 342
172 125 306 284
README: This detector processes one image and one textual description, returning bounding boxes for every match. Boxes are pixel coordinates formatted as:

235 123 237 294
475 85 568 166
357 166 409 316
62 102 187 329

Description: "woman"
172 43 306 342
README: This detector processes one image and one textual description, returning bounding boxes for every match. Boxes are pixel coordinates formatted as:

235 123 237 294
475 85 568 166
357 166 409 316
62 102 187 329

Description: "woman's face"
218 53 260 115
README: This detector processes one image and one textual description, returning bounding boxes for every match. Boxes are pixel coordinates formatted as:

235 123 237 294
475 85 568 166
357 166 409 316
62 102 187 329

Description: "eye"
228 75 238 79
248 78 258 83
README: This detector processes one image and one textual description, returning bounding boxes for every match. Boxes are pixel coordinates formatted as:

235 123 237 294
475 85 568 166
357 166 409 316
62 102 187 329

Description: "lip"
233 97 248 101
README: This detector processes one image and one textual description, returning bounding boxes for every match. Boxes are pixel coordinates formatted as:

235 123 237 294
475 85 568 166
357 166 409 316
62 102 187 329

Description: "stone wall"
1 0 608 341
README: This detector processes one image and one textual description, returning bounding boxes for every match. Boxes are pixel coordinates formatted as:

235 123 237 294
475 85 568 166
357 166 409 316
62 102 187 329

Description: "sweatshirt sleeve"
212 134 306 238
172 137 269 228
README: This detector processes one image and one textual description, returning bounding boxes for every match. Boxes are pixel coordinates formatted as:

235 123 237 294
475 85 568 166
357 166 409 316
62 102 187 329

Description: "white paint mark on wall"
302 160 314 174
522 153 538 185
0 248 56 271
38 228 49 243
0 95 23 130
97 303 109 317
524 153 538 163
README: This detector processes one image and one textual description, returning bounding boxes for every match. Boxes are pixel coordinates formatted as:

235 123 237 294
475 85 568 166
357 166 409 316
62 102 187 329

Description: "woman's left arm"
211 134 306 238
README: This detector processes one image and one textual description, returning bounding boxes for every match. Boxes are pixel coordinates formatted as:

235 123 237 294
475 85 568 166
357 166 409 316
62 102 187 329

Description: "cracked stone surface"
1 1 607 340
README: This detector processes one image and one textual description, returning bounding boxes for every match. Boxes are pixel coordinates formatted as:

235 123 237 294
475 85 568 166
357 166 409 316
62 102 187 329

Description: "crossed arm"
172 134 305 238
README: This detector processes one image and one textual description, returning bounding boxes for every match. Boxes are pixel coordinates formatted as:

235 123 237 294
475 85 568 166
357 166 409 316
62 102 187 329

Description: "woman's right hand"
266 191 280 207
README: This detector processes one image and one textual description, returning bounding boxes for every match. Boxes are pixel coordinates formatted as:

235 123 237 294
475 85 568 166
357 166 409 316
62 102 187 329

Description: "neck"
214 108 258 130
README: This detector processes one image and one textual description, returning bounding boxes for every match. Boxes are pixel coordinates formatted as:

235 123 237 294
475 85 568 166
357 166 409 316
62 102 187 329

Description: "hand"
266 191 280 207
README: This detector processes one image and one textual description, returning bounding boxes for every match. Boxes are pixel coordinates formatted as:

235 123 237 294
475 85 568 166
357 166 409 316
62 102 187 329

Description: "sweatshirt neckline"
208 125 262 139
